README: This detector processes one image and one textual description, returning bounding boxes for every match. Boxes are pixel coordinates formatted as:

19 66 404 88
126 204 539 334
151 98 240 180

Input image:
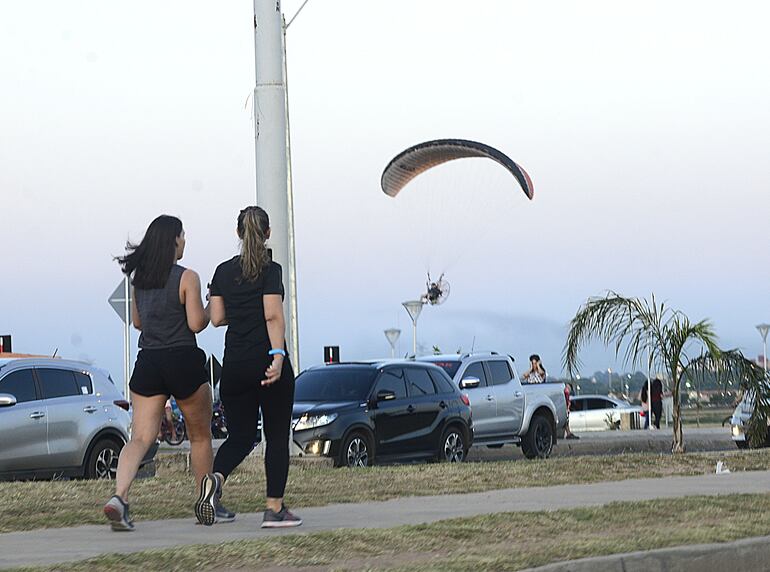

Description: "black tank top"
135 264 197 350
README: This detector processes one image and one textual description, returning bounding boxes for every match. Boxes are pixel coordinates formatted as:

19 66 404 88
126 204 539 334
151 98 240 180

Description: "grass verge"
13 493 770 571
2 449 769 534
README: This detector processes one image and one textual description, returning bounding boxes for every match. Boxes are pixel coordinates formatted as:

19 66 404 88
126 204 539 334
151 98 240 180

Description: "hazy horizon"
2 1 769 385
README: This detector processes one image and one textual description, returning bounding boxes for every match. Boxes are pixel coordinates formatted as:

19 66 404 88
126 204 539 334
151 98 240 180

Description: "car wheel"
438 426 467 463
336 431 372 468
736 440 750 450
521 415 554 459
86 438 122 480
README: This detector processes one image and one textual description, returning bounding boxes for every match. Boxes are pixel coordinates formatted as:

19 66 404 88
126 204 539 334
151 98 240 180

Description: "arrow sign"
108 280 133 325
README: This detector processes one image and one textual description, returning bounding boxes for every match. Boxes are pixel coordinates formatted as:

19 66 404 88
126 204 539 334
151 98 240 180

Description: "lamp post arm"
286 0 313 29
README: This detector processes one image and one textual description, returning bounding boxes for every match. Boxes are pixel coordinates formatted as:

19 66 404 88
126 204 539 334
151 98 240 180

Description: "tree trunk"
671 372 685 453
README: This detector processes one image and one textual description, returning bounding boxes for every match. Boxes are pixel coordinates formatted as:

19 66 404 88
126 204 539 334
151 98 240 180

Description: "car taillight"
460 394 470 407
114 400 130 411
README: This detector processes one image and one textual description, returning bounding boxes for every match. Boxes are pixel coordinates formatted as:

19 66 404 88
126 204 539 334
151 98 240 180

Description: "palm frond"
685 349 769 446
563 292 661 377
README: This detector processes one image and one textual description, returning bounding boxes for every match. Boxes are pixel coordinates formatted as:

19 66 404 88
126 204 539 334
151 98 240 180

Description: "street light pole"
402 301 424 356
757 324 770 373
384 328 401 358
253 0 299 368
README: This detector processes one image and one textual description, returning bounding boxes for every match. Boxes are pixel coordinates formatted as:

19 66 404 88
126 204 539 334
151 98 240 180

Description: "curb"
519 535 770 572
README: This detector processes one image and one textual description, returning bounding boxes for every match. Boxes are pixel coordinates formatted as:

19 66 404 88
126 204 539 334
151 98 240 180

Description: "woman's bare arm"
208 295 228 327
262 294 285 385
180 269 210 333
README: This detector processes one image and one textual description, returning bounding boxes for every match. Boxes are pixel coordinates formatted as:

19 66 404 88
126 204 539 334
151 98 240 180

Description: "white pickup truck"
419 352 569 458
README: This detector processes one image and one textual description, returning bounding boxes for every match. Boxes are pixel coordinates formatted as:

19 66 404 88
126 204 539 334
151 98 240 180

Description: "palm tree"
564 292 768 453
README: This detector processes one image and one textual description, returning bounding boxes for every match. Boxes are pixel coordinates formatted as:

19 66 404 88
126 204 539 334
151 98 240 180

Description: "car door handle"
407 405 415 414
83 406 98 414
439 401 447 409
514 391 523 398
486 395 495 401
29 412 45 419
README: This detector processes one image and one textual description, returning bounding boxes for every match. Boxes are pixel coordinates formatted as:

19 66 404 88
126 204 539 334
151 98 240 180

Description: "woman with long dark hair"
208 206 301 528
104 215 219 531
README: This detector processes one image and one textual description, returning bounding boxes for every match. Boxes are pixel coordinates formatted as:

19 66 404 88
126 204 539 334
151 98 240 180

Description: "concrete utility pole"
253 0 299 368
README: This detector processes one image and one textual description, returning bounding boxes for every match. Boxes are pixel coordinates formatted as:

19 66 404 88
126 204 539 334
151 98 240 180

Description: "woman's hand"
262 355 284 386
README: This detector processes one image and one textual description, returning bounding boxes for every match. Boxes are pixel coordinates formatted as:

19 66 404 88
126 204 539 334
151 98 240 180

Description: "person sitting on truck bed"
522 354 546 384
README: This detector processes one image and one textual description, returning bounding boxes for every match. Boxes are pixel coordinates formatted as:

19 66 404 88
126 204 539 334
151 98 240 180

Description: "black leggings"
651 401 662 429
213 356 295 499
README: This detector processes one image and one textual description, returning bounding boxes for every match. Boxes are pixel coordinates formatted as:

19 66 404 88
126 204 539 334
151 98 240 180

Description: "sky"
2 0 769 385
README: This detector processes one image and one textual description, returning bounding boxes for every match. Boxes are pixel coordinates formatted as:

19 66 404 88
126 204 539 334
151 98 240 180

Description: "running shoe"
261 504 303 528
194 473 219 526
213 473 235 523
103 495 134 531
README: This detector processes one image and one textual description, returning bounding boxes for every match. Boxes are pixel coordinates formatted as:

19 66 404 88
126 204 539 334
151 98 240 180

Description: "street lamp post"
402 301 424 356
384 328 401 358
607 368 612 394
757 324 770 373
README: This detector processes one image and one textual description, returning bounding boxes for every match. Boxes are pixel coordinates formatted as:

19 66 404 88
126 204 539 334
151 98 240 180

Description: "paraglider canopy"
380 139 534 200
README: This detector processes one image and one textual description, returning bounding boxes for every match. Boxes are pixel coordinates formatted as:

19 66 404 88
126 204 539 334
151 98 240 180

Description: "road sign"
324 346 340 364
108 277 133 399
108 281 133 325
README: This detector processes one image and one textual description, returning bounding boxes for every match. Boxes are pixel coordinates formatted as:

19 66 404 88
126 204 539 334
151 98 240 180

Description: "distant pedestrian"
522 354 546 384
104 215 217 531
651 378 663 429
207 206 301 528
564 383 580 440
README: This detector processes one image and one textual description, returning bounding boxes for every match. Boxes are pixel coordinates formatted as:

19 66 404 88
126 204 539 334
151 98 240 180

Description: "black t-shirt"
210 256 284 362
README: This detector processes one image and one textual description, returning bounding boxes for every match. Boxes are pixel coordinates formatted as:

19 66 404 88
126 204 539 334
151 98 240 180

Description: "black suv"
292 361 473 467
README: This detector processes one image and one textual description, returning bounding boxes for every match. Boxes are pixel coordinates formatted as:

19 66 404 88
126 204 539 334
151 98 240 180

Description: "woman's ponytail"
237 206 270 282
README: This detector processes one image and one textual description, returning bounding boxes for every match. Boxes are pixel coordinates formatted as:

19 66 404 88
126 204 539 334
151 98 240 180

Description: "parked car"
291 360 473 468
730 389 770 449
419 352 568 459
0 357 156 480
568 394 642 431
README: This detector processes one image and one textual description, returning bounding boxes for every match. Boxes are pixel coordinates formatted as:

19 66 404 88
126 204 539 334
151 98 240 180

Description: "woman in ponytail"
104 215 218 531
207 206 301 528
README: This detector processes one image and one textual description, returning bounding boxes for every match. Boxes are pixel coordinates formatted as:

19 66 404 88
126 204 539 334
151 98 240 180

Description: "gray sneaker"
213 473 235 523
261 505 302 528
103 495 134 531
194 473 219 526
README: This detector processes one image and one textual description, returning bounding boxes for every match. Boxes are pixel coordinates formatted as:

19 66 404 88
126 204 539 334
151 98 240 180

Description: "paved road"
471 426 735 461
1 469 768 570
157 427 735 462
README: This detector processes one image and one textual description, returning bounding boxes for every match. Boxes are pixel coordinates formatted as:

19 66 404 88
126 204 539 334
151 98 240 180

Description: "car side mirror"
460 377 480 389
376 390 396 402
0 393 18 407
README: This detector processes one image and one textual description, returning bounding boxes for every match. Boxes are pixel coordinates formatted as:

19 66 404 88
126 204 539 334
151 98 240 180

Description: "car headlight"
293 413 338 432
732 425 744 437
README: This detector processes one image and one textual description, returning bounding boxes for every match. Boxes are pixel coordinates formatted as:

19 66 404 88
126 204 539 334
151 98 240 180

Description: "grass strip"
12 493 770 572
1 448 769 533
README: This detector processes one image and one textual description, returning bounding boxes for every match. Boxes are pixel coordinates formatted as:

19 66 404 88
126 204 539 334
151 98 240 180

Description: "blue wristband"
269 349 287 357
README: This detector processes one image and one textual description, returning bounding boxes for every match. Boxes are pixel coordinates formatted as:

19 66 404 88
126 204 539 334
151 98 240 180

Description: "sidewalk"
2 470 769 569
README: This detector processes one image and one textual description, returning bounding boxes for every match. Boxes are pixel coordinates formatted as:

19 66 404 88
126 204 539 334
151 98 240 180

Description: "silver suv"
0 357 146 480
420 352 568 458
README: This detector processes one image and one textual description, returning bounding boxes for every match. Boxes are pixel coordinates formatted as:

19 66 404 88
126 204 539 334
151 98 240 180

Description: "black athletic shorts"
130 346 208 400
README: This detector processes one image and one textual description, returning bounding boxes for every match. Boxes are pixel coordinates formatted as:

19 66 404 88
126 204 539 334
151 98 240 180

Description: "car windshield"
426 360 461 378
294 368 377 402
